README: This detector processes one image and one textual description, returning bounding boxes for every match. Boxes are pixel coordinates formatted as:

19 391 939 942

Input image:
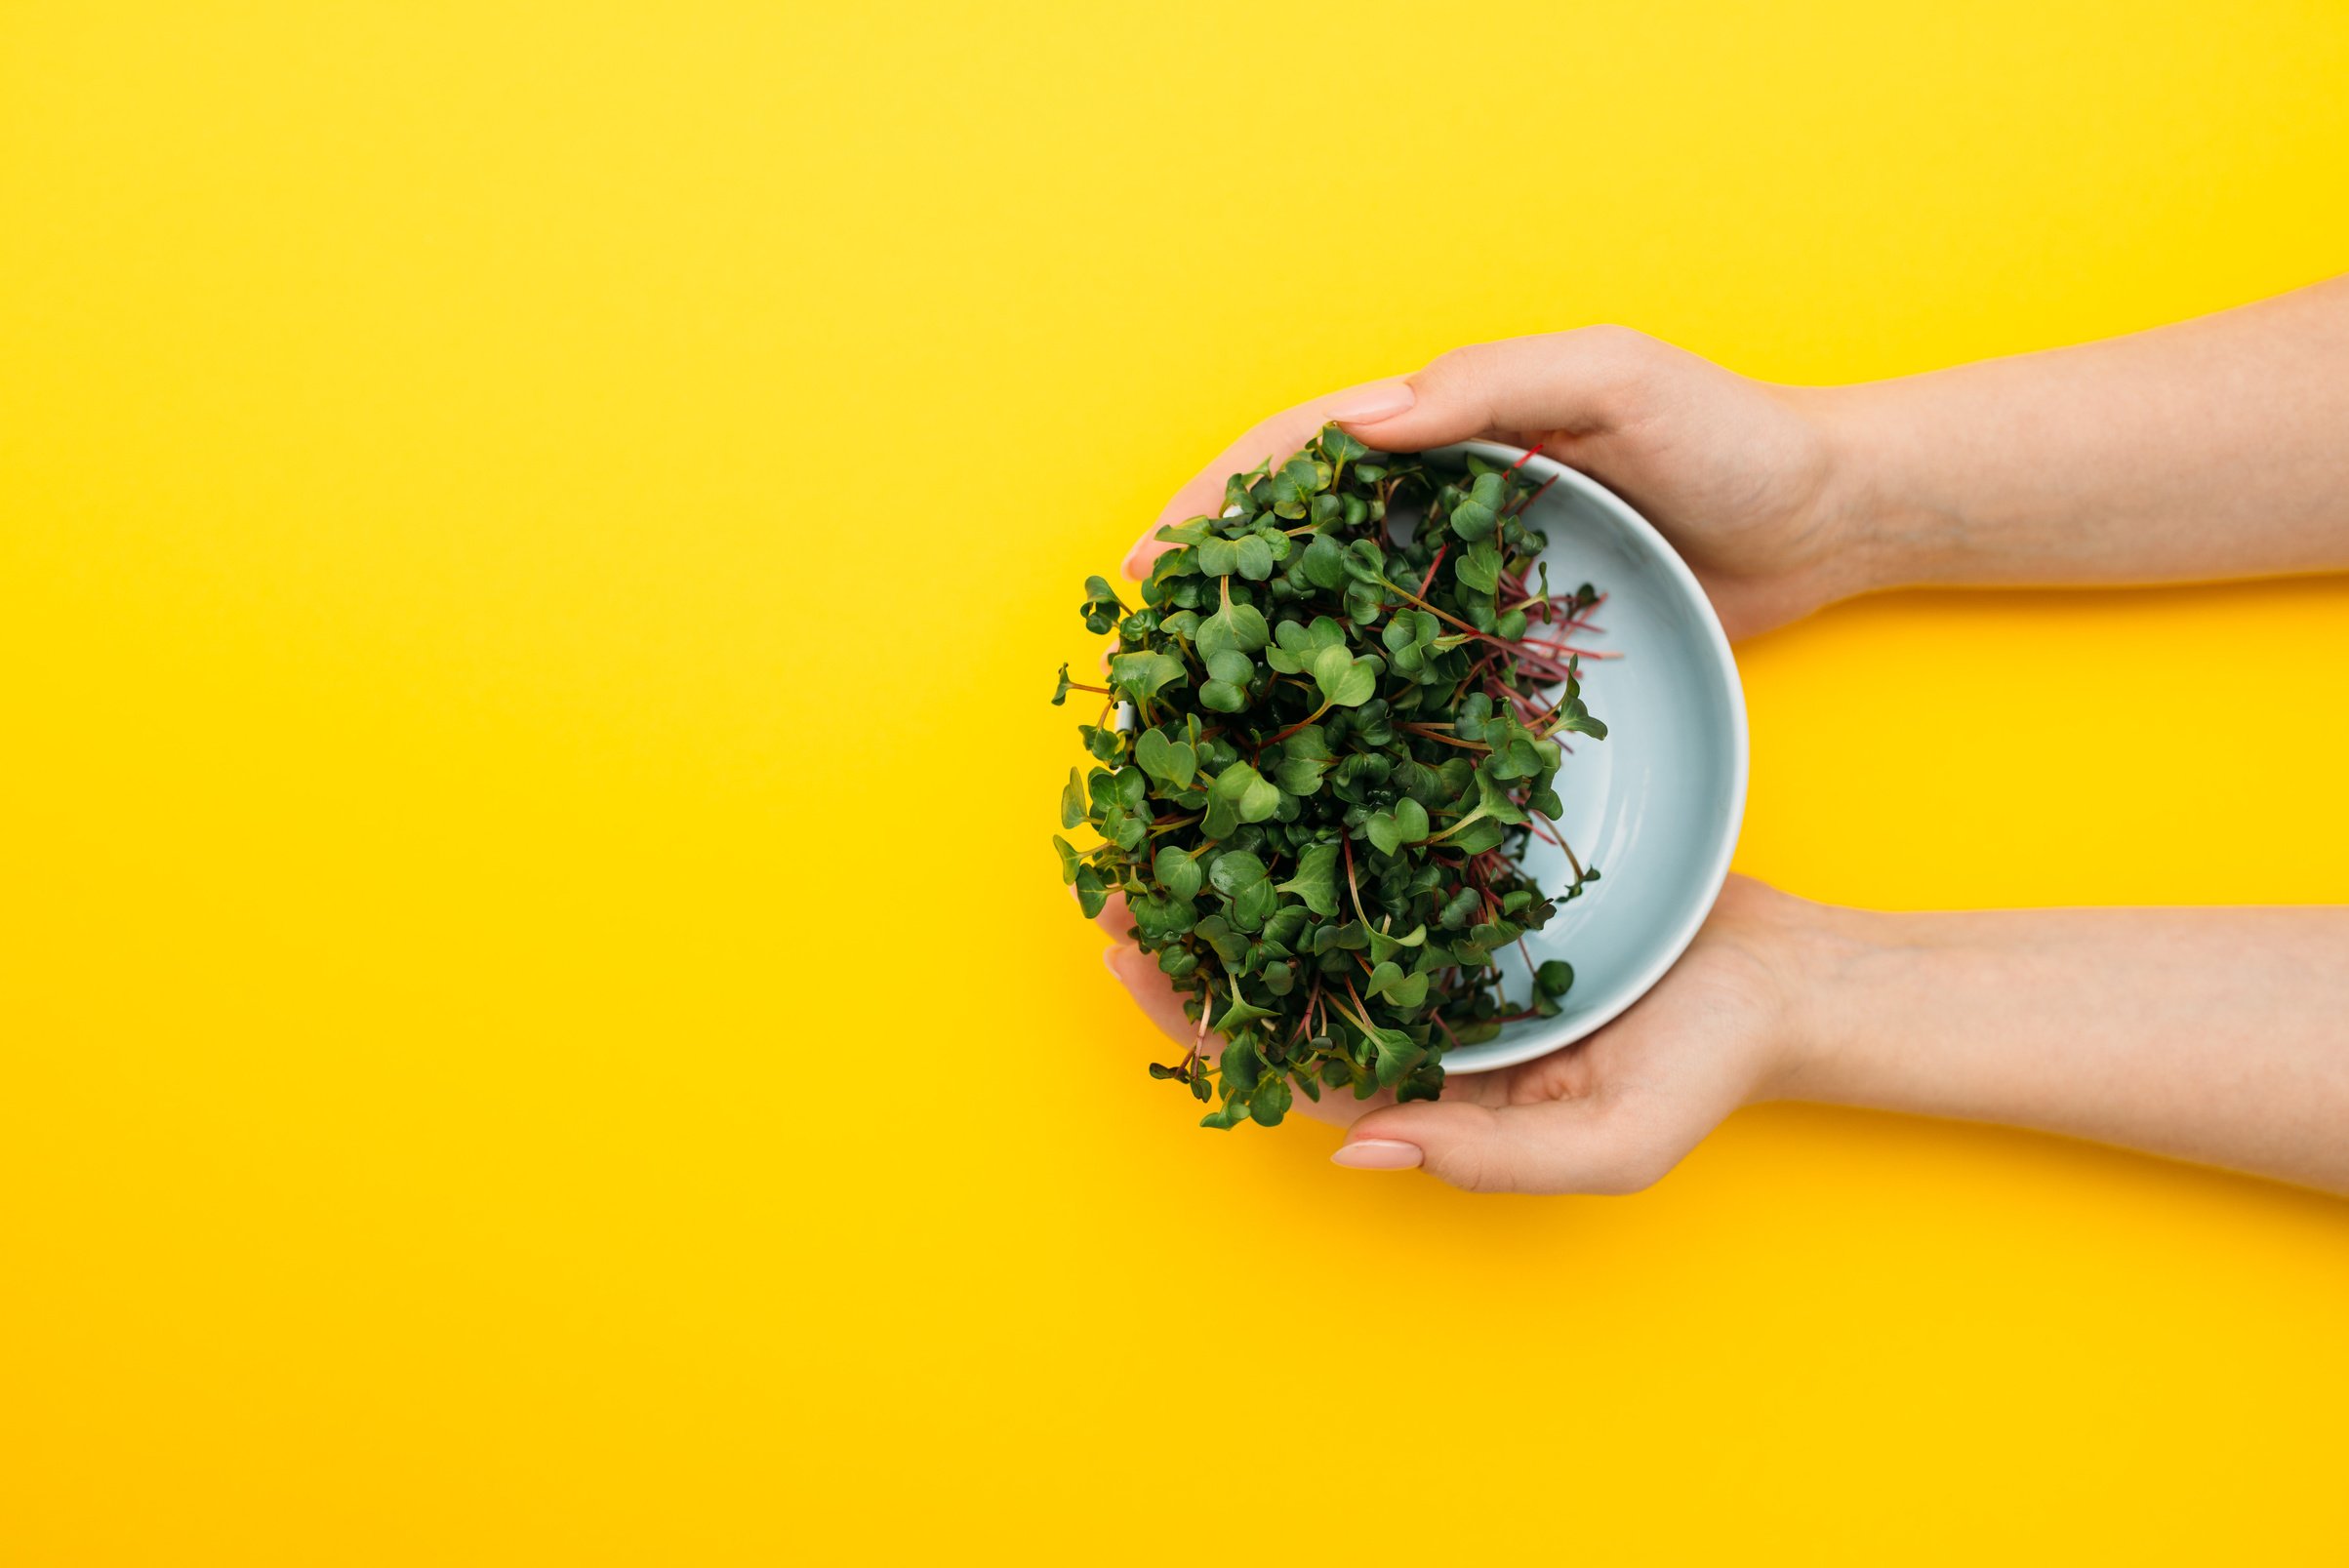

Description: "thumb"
1332 326 1674 455
1333 1095 1669 1195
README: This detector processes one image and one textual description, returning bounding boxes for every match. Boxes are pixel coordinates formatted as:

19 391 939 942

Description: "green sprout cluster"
1053 424 1608 1129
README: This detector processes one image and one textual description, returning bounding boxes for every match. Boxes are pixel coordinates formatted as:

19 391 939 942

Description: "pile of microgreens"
1052 424 1609 1129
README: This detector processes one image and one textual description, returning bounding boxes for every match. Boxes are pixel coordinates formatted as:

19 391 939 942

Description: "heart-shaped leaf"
1109 651 1186 703
1207 849 1267 897
1276 841 1340 917
1454 540 1503 595
1154 844 1202 903
1133 728 1197 788
1298 534 1348 590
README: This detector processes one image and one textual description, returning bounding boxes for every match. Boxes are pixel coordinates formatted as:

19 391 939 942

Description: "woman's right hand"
1127 326 1883 640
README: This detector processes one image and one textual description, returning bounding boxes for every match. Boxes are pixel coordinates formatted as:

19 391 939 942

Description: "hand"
1126 327 1880 640
1099 876 1817 1194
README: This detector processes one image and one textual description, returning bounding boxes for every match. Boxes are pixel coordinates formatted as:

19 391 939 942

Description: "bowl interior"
1430 442 1747 1072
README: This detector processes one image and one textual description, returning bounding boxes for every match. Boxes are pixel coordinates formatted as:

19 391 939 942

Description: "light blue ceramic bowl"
1431 442 1747 1073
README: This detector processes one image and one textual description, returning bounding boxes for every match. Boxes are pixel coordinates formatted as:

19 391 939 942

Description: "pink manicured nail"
1326 381 1416 425
1330 1139 1423 1171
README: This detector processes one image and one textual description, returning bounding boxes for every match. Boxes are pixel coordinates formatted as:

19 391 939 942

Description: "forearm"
1773 901 2349 1193
1812 275 2349 589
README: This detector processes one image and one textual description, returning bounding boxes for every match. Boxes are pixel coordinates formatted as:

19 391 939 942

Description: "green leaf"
1280 720 1332 760
1236 774 1281 822
1328 661 1377 707
1450 817 1505 855
1276 841 1341 916
1204 649 1252 685
1365 921 1426 965
1196 598 1271 661
1234 534 1276 581
1272 753 1328 795
1201 791 1237 839
1448 499 1498 542
1109 651 1186 703
1536 959 1575 998
1132 728 1197 787
1311 644 1377 708
1298 534 1349 590
1207 850 1268 897
1214 985 1277 1035
1550 690 1608 740
1080 575 1126 634
1059 767 1085 829
1370 1027 1424 1088
1268 456 1324 518
1455 540 1503 594
1317 423 1368 463
1455 693 1492 743
1154 844 1202 903
1366 961 1429 1010
1195 536 1240 576
1474 761 1531 824
1199 1100 1249 1130
1053 834 1081 884
1128 893 1195 943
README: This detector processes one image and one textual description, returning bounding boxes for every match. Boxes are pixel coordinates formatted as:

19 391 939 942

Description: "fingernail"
1326 381 1416 425
1330 1139 1423 1171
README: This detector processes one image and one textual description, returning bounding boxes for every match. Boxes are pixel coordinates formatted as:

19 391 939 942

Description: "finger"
1121 379 1420 580
1330 1094 1671 1195
1327 327 1673 458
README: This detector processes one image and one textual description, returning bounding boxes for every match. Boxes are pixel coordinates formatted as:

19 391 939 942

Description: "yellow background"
5 3 2347 1562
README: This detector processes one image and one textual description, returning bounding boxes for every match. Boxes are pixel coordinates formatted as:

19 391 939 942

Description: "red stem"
1508 472 1559 516
1416 543 1450 597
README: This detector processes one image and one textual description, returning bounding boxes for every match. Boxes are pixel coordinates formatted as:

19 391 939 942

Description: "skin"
1104 275 2349 1196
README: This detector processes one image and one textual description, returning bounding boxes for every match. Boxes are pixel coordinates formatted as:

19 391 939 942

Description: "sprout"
1053 426 1609 1129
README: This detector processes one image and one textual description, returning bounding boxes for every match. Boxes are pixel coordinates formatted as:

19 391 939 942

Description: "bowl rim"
1431 440 1749 1074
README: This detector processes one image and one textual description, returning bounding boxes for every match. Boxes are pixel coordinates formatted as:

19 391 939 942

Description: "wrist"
1736 883 1892 1105
1792 382 1956 598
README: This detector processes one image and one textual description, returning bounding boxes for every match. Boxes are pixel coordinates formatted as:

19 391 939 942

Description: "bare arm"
1781 901 2349 1193
1105 880 2349 1195
1126 275 2349 644
1106 284 2349 1194
1821 274 2349 590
